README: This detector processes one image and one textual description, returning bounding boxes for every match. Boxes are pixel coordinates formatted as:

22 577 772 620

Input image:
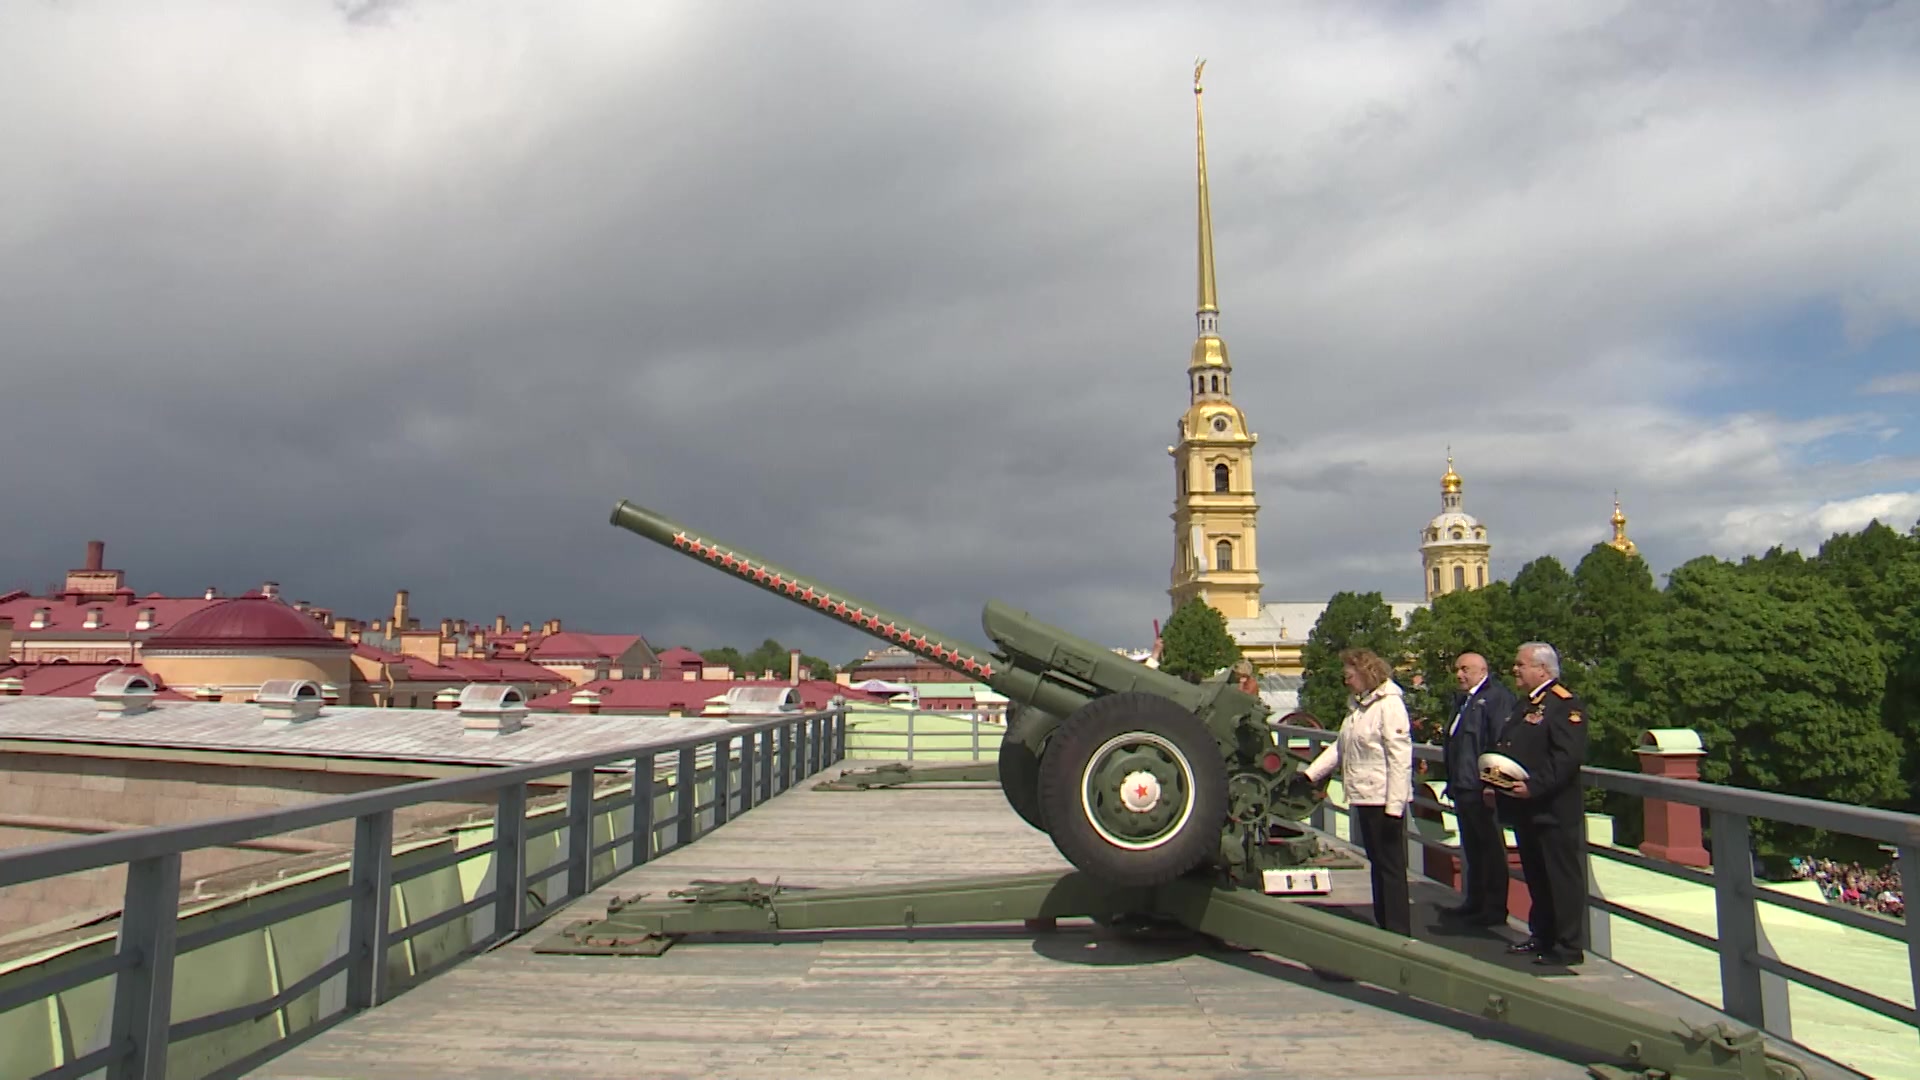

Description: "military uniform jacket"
1491 679 1589 826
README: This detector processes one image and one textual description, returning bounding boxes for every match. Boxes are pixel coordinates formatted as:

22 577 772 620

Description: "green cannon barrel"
609 500 1095 718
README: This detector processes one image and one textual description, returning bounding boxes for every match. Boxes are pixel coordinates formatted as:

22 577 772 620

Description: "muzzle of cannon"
610 499 1321 889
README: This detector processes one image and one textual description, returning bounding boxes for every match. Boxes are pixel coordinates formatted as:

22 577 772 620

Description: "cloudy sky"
4 0 1917 663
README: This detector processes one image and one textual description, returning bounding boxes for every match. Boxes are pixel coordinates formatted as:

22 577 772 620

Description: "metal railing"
0 707 847 1080
1273 723 1920 1055
841 709 1006 762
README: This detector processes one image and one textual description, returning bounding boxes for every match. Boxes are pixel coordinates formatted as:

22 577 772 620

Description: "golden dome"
1609 492 1639 556
1441 451 1462 495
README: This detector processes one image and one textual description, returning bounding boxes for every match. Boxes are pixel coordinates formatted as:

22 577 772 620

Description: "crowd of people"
1790 857 1904 919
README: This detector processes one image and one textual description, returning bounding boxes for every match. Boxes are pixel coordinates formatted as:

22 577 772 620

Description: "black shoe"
1532 948 1585 967
1506 938 1544 955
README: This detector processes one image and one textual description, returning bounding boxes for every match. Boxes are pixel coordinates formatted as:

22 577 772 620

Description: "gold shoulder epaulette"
1550 684 1573 699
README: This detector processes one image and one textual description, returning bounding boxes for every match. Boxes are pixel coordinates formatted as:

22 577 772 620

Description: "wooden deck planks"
249 771 1786 1079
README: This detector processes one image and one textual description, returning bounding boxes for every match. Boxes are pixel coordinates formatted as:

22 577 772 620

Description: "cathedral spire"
1194 58 1219 327
1186 60 1230 389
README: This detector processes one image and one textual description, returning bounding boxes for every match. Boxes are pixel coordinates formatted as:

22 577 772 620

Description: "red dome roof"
146 597 350 651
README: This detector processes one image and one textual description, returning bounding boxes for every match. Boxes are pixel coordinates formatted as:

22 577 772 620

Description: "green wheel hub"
1079 732 1198 851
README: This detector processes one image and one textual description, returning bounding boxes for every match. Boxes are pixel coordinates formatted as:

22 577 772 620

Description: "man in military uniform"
1491 641 1590 966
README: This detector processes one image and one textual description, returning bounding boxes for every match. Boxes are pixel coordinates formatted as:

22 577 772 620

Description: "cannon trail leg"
1151 879 1804 1080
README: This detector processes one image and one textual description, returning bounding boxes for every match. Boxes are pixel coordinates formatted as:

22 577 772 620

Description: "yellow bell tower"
1169 60 1263 621
1419 451 1492 601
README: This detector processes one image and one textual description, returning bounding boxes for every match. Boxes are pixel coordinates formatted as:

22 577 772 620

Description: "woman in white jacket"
1303 647 1414 936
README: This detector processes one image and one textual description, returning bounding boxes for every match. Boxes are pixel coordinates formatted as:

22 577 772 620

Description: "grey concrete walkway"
251 767 1854 1080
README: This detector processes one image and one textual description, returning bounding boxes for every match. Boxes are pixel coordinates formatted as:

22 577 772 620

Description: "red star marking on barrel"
799 587 814 602
767 574 785 589
827 600 846 616
721 553 738 570
671 533 688 549
1134 783 1150 799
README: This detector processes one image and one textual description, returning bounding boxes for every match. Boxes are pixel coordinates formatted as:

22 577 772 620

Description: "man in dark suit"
1491 641 1591 966
1440 652 1516 926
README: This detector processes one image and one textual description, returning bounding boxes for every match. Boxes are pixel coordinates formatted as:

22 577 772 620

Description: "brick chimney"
392 590 410 637
65 540 126 596
1635 729 1711 867
789 649 803 685
570 688 602 714
495 615 508 633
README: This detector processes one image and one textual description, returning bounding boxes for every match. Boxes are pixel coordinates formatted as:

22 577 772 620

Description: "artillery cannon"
609 499 1320 891
563 499 1816 1080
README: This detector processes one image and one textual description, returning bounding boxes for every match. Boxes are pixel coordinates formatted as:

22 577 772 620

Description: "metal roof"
0 696 734 767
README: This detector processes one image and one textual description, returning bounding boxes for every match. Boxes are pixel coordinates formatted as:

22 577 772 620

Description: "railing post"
630 754 655 870
108 853 181 1080
493 784 527 942
1902 843 1920 1040
758 728 774 802
906 710 916 762
713 736 732 826
1709 810 1790 1035
780 722 794 791
971 716 981 761
567 768 593 898
834 707 847 763
739 729 757 812
345 810 394 1012
677 747 698 846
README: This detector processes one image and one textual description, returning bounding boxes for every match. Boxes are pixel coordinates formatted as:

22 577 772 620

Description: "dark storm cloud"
3 1 1919 663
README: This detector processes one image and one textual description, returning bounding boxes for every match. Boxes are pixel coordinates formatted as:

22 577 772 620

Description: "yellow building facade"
1168 61 1263 623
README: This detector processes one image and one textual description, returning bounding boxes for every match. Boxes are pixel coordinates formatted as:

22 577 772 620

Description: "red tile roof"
656 647 704 669
352 643 568 685
526 678 887 714
0 662 192 700
527 632 645 662
0 592 228 637
146 596 351 650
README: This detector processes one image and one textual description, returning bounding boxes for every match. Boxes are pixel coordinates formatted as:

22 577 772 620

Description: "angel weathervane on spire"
1194 58 1206 91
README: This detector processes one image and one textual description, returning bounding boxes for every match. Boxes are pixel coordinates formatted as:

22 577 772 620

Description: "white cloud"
1710 492 1920 554
2 1 1919 655
1862 372 1920 396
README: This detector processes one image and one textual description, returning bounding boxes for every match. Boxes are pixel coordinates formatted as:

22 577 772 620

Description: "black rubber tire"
1036 692 1228 888
997 705 1054 833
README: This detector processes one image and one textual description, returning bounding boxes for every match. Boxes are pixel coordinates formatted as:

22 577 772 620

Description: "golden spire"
1194 58 1218 318
1609 491 1639 556
1441 448 1462 495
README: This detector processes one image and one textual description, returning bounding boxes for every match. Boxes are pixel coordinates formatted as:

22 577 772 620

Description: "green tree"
1812 519 1920 809
1158 598 1241 683
1507 556 1581 667
701 640 833 679
1618 556 1904 856
1570 543 1661 666
1400 582 1515 735
1300 591 1406 723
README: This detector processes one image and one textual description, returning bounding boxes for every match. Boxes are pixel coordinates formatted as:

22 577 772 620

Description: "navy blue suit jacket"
1443 676 1517 795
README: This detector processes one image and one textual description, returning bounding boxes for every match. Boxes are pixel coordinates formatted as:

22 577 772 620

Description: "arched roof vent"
459 683 528 737
258 678 325 726
93 671 158 718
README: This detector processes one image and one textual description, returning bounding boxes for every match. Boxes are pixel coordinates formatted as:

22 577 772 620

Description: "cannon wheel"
1036 692 1227 887
997 705 1054 833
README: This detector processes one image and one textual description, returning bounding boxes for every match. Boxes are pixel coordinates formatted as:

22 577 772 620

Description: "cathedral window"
1210 374 1220 393
1431 567 1441 594
1213 464 1230 492
1215 540 1233 571
1477 566 1486 587
1454 566 1466 590
1451 528 1464 540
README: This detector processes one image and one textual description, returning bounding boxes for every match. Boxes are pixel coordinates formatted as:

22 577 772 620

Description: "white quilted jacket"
1304 679 1414 818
